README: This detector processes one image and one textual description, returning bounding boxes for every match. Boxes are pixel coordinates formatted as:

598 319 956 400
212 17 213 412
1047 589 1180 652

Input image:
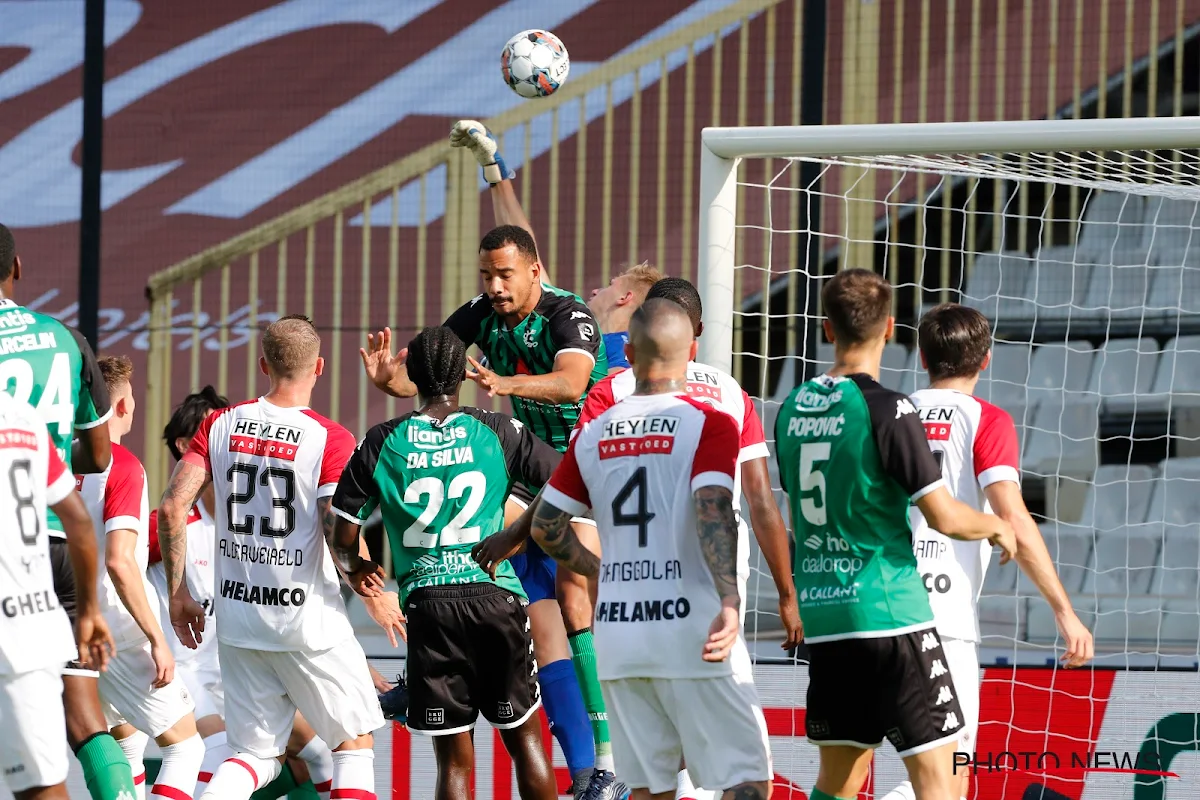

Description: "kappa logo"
804 534 822 550
930 658 948 679
920 631 941 652
497 701 514 719
116 792 136 800
570 311 590 320
896 398 917 419
509 418 524 431
942 711 961 731
471 294 486 306
427 708 445 725
936 685 955 705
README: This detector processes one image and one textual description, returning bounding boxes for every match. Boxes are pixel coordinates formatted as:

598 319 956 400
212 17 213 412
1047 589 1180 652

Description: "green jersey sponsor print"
444 284 607 453
0 301 111 533
332 407 561 603
774 374 944 642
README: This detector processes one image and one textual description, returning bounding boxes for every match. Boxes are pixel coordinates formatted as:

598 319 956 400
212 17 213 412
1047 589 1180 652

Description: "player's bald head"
261 314 321 379
627 298 694 368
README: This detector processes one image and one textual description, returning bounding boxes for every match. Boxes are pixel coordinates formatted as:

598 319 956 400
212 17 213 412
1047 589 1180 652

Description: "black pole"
796 0 826 388
78 0 105 350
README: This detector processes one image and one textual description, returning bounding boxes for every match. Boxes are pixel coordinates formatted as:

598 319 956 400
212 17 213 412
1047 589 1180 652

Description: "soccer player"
879 304 1095 800
0 389 114 800
158 315 385 800
525 298 773 800
0 223 137 799
362 221 622 798
329 325 561 800
477 277 802 800
77 356 205 798
148 386 365 799
774 269 1018 800
588 263 663 372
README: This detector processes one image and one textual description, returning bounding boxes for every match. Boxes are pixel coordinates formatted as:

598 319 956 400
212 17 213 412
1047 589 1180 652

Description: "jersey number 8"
402 471 486 548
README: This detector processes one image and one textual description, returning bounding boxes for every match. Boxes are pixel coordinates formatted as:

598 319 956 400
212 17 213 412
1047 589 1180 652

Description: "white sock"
195 731 234 795
331 749 375 797
198 752 282 800
297 735 335 798
152 733 205 799
675 769 696 800
879 781 917 800
117 730 150 800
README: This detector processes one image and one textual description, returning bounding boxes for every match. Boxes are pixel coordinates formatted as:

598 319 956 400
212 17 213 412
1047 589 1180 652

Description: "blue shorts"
510 541 557 603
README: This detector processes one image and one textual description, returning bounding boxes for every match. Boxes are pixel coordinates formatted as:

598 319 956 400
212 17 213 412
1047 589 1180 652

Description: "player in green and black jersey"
0 224 137 800
332 326 559 800
774 269 1017 800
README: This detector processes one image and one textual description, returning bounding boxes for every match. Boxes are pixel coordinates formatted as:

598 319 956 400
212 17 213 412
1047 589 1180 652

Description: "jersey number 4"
612 467 655 547
0 354 74 435
403 471 486 548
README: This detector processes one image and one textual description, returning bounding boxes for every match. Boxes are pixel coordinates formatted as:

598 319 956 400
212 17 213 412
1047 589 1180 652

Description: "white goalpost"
698 117 1200 797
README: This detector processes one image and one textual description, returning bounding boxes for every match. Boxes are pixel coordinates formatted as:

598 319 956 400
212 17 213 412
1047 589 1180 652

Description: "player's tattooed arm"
157 458 210 597
694 485 740 603
530 499 600 577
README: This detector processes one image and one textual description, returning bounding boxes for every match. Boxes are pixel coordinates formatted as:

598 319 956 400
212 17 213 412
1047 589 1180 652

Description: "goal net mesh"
732 146 1200 797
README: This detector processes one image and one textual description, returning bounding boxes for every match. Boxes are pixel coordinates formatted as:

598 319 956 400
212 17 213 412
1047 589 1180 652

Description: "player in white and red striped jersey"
0 390 114 800
880 304 1094 800
78 356 205 800
157 316 385 800
527 299 772 800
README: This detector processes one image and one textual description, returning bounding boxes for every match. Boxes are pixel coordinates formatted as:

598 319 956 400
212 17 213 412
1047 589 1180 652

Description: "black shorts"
805 627 965 758
49 538 96 678
405 583 540 735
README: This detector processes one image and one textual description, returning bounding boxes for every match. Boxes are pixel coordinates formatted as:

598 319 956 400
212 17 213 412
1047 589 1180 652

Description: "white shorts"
176 649 224 721
943 637 980 755
99 641 196 737
0 668 69 793
603 674 771 794
219 637 385 759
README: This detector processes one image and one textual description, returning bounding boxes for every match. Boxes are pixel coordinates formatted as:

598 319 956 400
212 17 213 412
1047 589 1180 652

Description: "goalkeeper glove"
449 119 516 186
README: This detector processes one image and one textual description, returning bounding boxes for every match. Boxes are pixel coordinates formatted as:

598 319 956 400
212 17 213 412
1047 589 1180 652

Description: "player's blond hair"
98 355 133 394
261 315 321 378
621 262 663 299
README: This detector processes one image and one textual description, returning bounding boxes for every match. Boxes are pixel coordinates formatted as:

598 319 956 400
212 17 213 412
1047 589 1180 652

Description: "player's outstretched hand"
170 590 206 650
703 602 740 663
466 356 511 398
150 639 176 689
346 559 387 598
449 120 515 185
76 611 114 672
360 328 410 396
990 517 1018 565
779 596 803 650
1057 611 1095 669
363 591 406 647
471 525 528 578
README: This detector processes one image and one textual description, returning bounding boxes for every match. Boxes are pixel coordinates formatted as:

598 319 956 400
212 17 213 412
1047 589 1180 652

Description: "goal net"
700 118 1200 798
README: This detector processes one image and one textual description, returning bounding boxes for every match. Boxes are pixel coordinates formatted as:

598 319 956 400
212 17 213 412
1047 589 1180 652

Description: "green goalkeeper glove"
449 119 516 186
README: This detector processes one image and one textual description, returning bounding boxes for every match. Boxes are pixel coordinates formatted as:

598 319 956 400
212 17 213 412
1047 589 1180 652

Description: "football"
501 29 570 98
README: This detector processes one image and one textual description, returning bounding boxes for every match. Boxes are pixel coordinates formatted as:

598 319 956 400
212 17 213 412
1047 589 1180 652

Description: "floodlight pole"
79 0 105 350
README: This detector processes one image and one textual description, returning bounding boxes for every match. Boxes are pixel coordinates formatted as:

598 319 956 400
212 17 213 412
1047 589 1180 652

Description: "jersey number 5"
402 471 486 548
798 442 830 526
612 466 655 547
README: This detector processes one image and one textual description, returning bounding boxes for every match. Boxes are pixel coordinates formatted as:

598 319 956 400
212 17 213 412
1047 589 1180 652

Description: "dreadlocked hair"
407 326 467 400
164 385 230 460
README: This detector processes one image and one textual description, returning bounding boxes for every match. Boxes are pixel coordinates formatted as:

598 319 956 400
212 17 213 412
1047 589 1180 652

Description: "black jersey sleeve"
852 374 943 499
467 407 562 491
543 294 603 364
68 327 112 428
332 417 403 523
442 294 492 349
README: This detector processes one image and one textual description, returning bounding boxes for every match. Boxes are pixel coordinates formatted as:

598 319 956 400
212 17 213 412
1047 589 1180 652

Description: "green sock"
568 628 614 771
288 781 322 799
75 732 138 800
250 761 299 800
810 788 853 800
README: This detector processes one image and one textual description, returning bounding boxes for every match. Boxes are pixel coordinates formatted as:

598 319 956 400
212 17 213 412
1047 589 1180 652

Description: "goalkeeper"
362 122 625 800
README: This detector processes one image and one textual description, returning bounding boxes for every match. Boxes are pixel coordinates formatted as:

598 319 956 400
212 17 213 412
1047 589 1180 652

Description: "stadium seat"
1026 601 1096 644
978 595 1026 643
964 251 1037 321
1143 196 1200 263
1077 263 1153 319
1143 456 1200 527
1095 596 1164 648
1072 190 1146 263
1076 464 1158 530
1079 524 1162 596
1020 399 1100 477
1087 337 1162 414
878 344 911 393
1144 260 1200 321
1028 249 1089 319
1023 342 1096 411
1148 335 1200 407
1155 530 1200 598
1161 598 1200 648
1018 523 1092 595
976 342 1034 409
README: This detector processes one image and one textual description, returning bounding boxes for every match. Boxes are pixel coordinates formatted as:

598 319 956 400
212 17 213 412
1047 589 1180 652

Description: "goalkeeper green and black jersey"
444 284 608 453
332 408 561 603
774 373 944 643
